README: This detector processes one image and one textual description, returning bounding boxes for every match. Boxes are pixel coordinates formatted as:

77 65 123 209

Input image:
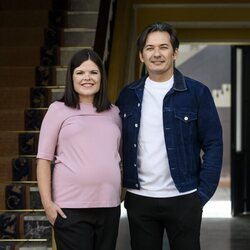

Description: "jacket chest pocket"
174 110 198 144
119 109 137 138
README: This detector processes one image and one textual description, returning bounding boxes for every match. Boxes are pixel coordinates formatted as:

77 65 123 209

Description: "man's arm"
197 86 223 205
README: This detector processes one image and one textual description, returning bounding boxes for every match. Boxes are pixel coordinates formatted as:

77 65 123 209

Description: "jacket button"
138 103 140 107
134 163 136 167
135 184 139 188
184 116 188 121
134 144 137 147
135 123 138 127
124 113 127 118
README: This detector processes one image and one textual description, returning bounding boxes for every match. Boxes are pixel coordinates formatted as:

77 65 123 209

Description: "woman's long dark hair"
60 48 111 112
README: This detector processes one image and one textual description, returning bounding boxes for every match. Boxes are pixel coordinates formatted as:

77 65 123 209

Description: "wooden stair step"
60 28 95 47
65 11 98 29
0 131 19 157
0 11 49 27
58 46 89 66
0 131 39 157
0 156 36 209
0 87 30 109
0 67 36 87
53 66 67 85
36 66 69 86
24 108 47 131
0 0 52 10
0 47 41 66
19 132 40 156
68 0 100 11
0 110 24 130
11 156 37 181
0 28 45 46
0 157 13 182
30 86 64 108
0 156 37 183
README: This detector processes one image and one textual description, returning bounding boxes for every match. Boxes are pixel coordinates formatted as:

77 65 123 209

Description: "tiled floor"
200 182 250 250
116 183 250 250
201 216 250 250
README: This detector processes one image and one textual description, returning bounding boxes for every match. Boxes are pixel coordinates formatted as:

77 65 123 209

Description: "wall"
108 0 250 101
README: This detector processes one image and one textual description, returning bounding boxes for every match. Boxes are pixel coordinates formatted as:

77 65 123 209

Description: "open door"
231 46 250 216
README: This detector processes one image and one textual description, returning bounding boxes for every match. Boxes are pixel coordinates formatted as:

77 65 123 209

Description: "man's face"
139 31 178 81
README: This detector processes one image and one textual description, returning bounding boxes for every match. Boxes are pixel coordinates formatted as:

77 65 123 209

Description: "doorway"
231 45 250 216
176 44 231 217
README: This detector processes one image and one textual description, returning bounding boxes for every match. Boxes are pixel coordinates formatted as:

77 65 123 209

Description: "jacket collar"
173 68 188 91
128 68 187 92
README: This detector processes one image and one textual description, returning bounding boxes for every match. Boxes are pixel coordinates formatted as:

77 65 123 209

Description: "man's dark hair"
61 48 111 112
137 22 180 53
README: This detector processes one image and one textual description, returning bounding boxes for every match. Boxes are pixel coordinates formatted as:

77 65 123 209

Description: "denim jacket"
116 68 223 205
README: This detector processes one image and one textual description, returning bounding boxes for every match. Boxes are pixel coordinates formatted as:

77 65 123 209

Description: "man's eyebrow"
144 43 169 48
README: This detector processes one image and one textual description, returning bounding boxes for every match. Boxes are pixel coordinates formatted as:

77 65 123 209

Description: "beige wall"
108 0 250 101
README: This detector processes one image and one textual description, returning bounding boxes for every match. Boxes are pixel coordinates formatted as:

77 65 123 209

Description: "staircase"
0 0 100 248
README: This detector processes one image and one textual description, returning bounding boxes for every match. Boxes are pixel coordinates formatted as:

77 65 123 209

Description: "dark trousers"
53 206 120 250
125 192 202 250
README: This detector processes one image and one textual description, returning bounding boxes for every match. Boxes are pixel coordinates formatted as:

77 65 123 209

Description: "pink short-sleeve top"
37 101 122 208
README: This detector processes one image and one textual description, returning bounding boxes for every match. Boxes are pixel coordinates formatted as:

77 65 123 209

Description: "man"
116 23 223 250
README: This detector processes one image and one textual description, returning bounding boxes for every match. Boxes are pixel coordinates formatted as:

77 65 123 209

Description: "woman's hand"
37 160 67 225
44 201 67 226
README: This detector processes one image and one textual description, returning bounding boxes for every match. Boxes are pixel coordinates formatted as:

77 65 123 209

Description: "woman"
36 49 122 250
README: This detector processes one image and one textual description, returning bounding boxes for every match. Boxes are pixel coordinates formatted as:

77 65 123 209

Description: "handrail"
94 0 117 74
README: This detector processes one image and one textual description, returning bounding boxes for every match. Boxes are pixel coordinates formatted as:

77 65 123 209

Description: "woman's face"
73 59 101 103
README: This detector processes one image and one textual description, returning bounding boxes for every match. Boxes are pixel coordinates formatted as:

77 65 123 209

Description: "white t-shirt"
129 76 194 198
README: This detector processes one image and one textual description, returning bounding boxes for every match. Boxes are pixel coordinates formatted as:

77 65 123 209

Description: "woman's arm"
37 159 66 225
